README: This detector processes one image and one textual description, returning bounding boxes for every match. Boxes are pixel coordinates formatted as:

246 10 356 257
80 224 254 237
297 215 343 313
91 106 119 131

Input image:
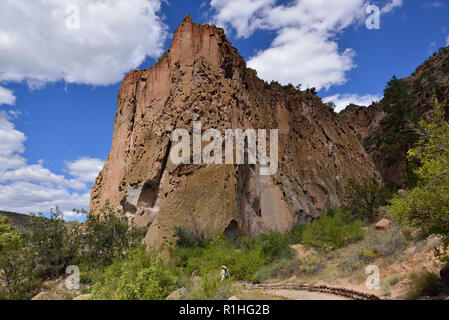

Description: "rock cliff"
90 16 380 247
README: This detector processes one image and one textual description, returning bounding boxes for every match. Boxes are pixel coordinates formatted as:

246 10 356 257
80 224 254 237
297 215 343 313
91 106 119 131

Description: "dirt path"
242 283 381 301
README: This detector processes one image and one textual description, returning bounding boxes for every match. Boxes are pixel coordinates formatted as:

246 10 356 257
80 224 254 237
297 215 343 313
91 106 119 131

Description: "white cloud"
447 35 449 46
66 157 104 183
248 28 356 90
323 93 382 112
0 111 103 213
211 0 368 90
210 0 275 38
211 0 405 90
0 0 168 86
0 86 16 106
0 181 90 214
381 0 403 13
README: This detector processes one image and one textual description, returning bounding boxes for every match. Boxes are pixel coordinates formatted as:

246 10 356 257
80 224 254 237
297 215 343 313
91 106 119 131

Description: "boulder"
228 296 239 300
375 218 391 230
166 287 189 300
31 292 65 300
73 294 92 301
290 244 316 258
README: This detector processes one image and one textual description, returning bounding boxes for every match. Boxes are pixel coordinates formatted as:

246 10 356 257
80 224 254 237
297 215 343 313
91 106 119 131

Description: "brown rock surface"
90 16 380 247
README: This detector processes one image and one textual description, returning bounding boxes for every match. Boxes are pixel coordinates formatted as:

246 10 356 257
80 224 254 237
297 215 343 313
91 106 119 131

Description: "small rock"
397 189 408 198
288 275 297 282
290 244 316 258
166 288 189 300
228 296 239 300
375 218 391 230
31 292 65 300
73 294 92 301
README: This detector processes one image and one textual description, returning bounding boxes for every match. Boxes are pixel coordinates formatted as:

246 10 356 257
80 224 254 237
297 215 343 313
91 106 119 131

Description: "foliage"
388 99 449 263
187 272 234 300
91 247 177 300
301 209 365 251
75 203 142 270
338 227 407 273
157 51 168 63
0 238 41 300
405 270 447 300
0 216 20 251
174 226 206 248
380 76 423 170
344 178 393 222
254 255 324 283
29 209 74 278
171 231 296 282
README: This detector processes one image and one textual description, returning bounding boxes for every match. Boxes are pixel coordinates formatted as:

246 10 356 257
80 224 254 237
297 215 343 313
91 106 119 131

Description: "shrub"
254 255 324 283
187 272 235 300
344 178 393 222
174 226 206 248
405 271 447 300
0 238 41 300
302 209 365 251
75 203 142 270
29 209 74 278
338 227 407 274
91 247 178 300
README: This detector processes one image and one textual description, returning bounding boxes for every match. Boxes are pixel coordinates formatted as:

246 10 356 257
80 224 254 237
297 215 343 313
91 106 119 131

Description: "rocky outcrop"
90 15 379 247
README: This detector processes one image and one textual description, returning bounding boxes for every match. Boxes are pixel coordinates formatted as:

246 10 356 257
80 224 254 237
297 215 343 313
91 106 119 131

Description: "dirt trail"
243 283 381 301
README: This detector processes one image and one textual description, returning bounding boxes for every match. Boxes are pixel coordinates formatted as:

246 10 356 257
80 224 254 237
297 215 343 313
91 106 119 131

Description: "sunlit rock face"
91 16 380 247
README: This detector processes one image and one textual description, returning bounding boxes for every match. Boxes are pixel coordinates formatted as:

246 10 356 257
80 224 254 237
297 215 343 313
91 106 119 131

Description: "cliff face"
91 16 380 247
341 46 449 184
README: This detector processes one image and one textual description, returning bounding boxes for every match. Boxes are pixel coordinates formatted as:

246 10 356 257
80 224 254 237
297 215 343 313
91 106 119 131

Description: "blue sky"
0 0 448 219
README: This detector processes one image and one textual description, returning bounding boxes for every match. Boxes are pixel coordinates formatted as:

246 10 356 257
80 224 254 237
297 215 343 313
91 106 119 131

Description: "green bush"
254 255 324 283
344 178 393 222
29 210 74 278
74 203 142 270
0 238 41 300
302 209 365 251
187 273 235 300
91 247 178 300
338 227 408 274
405 271 447 300
171 230 296 282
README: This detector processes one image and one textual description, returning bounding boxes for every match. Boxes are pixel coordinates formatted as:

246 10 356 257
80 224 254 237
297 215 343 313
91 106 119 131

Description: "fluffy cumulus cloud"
381 0 403 13
323 93 382 112
0 0 168 86
66 157 105 183
210 0 404 90
0 86 16 106
0 111 103 215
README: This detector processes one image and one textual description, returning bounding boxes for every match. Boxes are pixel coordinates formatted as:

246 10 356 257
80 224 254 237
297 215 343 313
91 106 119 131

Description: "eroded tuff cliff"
91 16 380 247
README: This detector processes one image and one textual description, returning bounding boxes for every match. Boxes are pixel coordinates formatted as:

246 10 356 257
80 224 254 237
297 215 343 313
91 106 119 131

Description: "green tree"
0 216 20 251
76 202 141 270
30 209 74 278
380 76 423 178
344 177 392 222
389 98 449 263
301 209 365 251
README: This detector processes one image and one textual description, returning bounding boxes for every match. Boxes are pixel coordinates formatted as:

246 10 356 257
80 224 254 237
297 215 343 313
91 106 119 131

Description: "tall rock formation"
90 16 380 247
